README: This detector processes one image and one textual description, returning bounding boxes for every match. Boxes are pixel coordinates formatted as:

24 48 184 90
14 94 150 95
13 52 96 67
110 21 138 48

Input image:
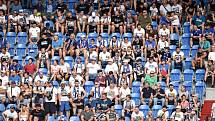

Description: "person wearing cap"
58 81 71 119
86 57 101 81
8 9 18 32
172 46 185 70
157 105 169 121
170 105 184 121
120 59 133 86
2 105 18 121
30 103 46 121
165 84 177 105
87 11 100 34
7 80 21 103
99 47 111 68
105 58 118 76
51 35 63 58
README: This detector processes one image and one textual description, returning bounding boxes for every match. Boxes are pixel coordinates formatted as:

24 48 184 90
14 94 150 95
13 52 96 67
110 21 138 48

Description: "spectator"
157 105 169 121
159 60 170 85
144 57 158 75
38 33 52 54
120 59 133 86
65 12 77 35
167 11 180 34
37 48 50 71
86 58 101 81
208 45 215 62
138 10 151 29
7 81 21 104
17 9 27 32
159 0 172 16
199 35 211 52
87 11 100 34
111 10 124 34
99 47 111 68
34 71 48 86
178 85 189 100
172 46 185 70
100 13 111 34
170 106 184 121
205 60 215 87
144 71 157 86
21 72 33 86
69 71 85 86
106 105 119 121
77 11 87 32
2 105 18 121
190 25 202 47
124 12 135 33
165 84 177 105
55 11 66 34
141 82 155 106
122 94 135 117
104 81 119 104
154 83 166 106
30 104 46 121
131 106 144 121
32 81 44 109
134 58 144 82
24 58 36 76
192 47 205 70
10 0 22 13
51 35 63 58
80 105 94 121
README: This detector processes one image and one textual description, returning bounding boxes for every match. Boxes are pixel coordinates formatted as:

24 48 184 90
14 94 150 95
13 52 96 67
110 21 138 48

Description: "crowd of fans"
0 0 214 121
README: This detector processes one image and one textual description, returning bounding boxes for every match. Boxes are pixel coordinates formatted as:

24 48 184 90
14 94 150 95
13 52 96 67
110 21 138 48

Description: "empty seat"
131 93 141 106
151 21 158 30
185 57 192 69
170 81 180 93
9 44 15 57
195 69 205 81
132 81 141 93
17 32 28 44
16 44 26 57
195 82 205 102
64 56 73 69
114 105 123 118
100 33 109 41
6 32 16 44
181 45 190 58
139 105 149 118
70 116 80 121
76 32 86 42
88 32 98 40
170 69 181 82
183 22 190 33
181 33 191 46
152 105 162 118
27 44 38 57
169 45 176 55
44 20 55 30
51 56 60 64
84 81 94 95
39 68 48 75
183 81 193 94
183 69 194 82
111 33 121 40
167 105 175 116
191 45 199 59
54 32 64 41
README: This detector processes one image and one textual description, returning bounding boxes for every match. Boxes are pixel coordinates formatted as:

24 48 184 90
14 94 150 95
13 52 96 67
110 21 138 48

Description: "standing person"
44 81 58 117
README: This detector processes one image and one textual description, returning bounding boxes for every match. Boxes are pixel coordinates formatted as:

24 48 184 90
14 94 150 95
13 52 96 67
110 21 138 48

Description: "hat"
176 106 181 109
97 69 103 73
19 9 24 13
90 57 97 61
107 58 113 62
10 105 15 109
60 81 66 85
92 12 96 17
123 59 129 63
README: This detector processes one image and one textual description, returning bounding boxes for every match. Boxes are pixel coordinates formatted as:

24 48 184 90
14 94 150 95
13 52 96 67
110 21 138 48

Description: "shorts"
44 102 57 114
60 101 70 112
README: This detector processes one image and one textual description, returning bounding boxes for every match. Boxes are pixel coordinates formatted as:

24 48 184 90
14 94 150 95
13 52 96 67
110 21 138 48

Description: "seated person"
172 46 185 70
192 47 206 70
141 82 155 106
190 25 202 47
165 84 177 105
205 60 215 87
159 60 170 85
51 35 63 58
122 94 135 117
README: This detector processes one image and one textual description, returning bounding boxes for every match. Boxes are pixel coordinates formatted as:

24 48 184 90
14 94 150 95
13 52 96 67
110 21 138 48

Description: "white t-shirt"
51 65 60 74
150 7 158 16
88 51 98 59
158 40 169 50
160 4 172 15
170 111 184 121
99 52 111 61
58 86 70 101
9 15 18 25
74 63 85 74
119 87 131 99
170 15 180 26
3 110 18 120
120 64 133 74
88 16 100 26
7 86 21 97
172 4 182 14
134 28 145 38
165 89 177 100
0 75 9 86
70 86 85 99
60 63 70 73
159 28 170 36
69 75 84 86
21 76 33 84
0 15 6 24
45 87 58 102
144 62 158 74
87 63 101 74
29 14 42 23
157 110 169 120
100 16 111 24
0 4 7 11
29 27 40 38
208 52 215 61
34 75 48 84
0 52 10 60
131 111 144 120
104 86 119 100
105 63 118 73
173 51 184 62
121 41 132 49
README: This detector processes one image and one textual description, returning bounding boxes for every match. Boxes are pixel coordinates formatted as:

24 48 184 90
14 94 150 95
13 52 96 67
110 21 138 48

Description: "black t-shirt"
132 40 143 52
77 3 90 14
155 88 165 99
161 51 171 61
73 99 84 109
111 15 124 24
57 3 67 13
38 38 52 50
65 38 77 50
100 4 111 15
31 109 46 121
142 87 155 98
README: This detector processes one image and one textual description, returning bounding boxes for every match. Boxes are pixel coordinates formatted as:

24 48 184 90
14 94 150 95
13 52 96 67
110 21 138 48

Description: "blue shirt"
192 15 205 26
9 75 21 85
192 29 202 36
145 40 156 49
52 40 63 48
9 64 23 72
204 28 214 35
160 16 169 25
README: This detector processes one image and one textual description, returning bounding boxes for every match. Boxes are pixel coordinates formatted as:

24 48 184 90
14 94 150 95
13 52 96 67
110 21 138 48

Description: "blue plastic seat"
88 32 98 41
169 45 176 55
44 20 55 30
6 32 16 44
183 22 190 33
195 69 205 82
167 105 175 116
0 32 4 37
139 105 149 118
185 57 192 69
132 81 141 93
125 117 130 121
25 56 34 64
13 56 22 65
181 45 190 58
6 104 16 110
16 44 26 56
111 33 121 40
70 116 80 121
17 32 28 44
39 68 48 75
152 105 162 118
181 33 191 46
131 93 141 106
100 33 109 41
170 33 179 41
161 82 167 90
84 81 94 95
195 82 205 101
53 81 59 88
170 82 180 93
75 56 85 64
0 104 5 112
51 56 60 64
114 105 122 118
183 81 193 94
151 21 158 30
183 69 194 82
47 116 55 121
9 44 15 57
27 44 38 57
64 56 73 69
122 33 133 42
170 69 181 82
191 45 199 59
76 32 86 42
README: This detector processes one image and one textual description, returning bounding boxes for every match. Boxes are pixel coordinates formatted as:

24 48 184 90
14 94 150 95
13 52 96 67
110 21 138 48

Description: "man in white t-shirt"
168 11 180 34
105 58 118 74
29 21 40 43
87 12 100 34
172 46 185 70
2 105 18 121
158 36 169 51
0 1 7 11
208 45 215 62
58 82 71 119
131 106 144 121
159 2 172 16
69 71 85 86
7 81 20 103
144 57 158 75
165 84 177 105
171 0 182 15
34 71 48 86
86 58 101 81
133 24 145 39
99 47 111 68
70 80 86 100
104 82 119 102
159 24 170 38
170 106 184 121
157 105 169 121
44 81 58 117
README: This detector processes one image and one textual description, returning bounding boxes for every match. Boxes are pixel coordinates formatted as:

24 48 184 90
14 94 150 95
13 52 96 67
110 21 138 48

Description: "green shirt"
138 15 152 28
144 74 157 86
199 40 210 51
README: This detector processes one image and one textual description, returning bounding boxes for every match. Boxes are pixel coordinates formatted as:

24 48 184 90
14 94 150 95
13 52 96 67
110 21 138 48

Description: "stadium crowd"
0 0 213 121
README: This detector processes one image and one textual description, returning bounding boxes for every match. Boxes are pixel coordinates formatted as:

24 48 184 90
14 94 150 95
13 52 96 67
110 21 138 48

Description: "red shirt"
24 63 36 74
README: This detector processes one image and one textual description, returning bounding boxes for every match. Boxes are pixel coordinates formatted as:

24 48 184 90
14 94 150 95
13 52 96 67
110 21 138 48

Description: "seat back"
195 69 205 81
181 45 190 58
114 105 123 118
152 105 162 118
131 93 141 106
132 81 141 93
183 69 194 82
170 69 181 82
84 81 94 95
17 32 28 44
139 105 149 118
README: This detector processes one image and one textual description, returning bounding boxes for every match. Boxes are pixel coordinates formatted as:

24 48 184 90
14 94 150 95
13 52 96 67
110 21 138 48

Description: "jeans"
154 98 165 106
